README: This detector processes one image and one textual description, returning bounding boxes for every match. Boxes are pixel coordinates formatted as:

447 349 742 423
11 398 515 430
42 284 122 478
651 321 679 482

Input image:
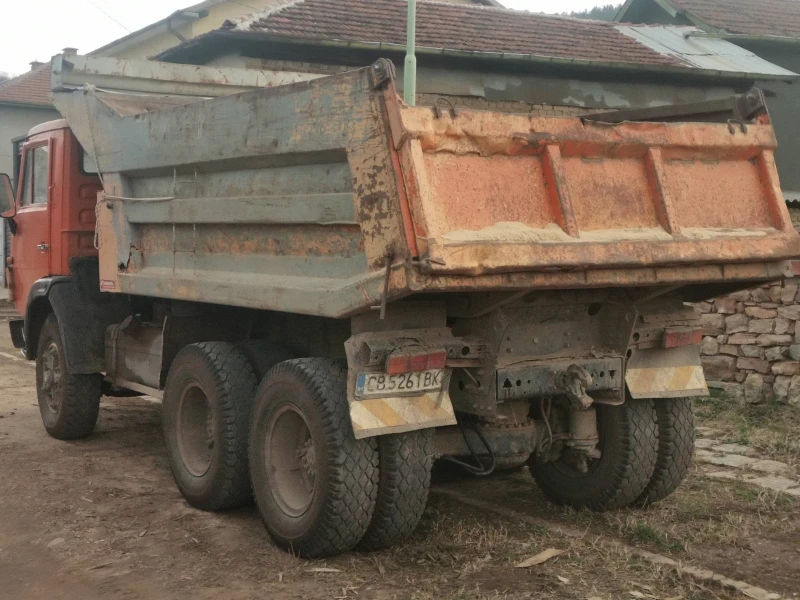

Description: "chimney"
62 47 78 56
29 61 44 71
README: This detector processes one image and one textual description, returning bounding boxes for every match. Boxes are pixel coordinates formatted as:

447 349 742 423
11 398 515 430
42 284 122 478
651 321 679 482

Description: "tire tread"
253 359 379 557
37 314 102 440
358 429 434 551
637 398 694 506
164 342 258 511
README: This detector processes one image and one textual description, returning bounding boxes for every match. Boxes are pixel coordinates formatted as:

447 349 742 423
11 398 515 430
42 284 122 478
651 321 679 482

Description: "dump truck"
1 54 798 558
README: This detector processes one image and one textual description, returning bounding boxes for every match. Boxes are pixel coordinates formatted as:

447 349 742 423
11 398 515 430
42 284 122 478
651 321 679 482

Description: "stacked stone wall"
694 280 800 406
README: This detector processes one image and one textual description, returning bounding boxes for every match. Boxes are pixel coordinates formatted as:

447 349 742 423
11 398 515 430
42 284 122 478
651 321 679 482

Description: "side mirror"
0 173 14 218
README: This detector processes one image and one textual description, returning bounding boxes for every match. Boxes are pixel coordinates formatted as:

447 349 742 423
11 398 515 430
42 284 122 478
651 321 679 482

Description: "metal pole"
404 0 417 106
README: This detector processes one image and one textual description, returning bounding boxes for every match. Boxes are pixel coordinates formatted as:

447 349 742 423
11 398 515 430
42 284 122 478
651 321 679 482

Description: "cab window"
19 146 49 207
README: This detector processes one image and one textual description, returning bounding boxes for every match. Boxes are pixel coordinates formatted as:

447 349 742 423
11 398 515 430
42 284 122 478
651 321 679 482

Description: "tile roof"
223 0 684 68
670 0 800 39
0 66 53 108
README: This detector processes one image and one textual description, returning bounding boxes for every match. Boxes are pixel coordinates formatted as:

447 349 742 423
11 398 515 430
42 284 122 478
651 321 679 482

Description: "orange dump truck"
0 55 797 557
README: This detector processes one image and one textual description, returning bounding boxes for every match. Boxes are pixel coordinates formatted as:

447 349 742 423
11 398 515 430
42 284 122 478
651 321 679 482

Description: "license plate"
355 370 445 398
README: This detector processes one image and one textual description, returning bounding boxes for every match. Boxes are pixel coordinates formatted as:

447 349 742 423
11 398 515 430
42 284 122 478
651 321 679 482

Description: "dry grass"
537 466 799 560
694 394 800 469
363 497 744 600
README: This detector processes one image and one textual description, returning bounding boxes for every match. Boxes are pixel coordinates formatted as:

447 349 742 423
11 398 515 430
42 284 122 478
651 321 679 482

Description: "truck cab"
2 120 101 314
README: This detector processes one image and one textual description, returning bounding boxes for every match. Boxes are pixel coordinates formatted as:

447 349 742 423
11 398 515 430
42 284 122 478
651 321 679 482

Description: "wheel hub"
267 404 316 517
40 341 62 413
176 383 215 477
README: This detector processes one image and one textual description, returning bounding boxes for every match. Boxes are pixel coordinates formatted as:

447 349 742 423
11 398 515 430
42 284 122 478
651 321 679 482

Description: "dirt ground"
0 308 798 600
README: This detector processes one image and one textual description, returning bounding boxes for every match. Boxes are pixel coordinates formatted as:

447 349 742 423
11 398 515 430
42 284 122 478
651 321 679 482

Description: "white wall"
0 104 61 286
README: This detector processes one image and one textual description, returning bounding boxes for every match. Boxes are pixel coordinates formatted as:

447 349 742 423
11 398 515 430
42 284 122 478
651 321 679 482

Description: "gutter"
0 100 56 110
687 32 800 45
165 30 799 83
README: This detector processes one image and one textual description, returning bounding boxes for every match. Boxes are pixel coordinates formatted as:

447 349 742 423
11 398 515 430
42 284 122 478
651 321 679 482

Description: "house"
88 0 501 61
156 0 796 118
0 0 499 282
0 63 60 182
615 0 800 205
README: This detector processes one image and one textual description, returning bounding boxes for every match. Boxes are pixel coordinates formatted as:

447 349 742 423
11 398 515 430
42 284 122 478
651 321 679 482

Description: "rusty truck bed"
51 57 800 318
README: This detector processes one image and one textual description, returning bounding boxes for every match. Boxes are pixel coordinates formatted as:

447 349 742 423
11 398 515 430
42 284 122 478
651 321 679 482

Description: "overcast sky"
0 0 608 76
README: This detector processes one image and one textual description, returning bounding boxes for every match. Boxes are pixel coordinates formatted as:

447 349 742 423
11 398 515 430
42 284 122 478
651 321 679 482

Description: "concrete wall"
0 105 59 178
0 104 61 286
94 0 282 60
205 53 741 113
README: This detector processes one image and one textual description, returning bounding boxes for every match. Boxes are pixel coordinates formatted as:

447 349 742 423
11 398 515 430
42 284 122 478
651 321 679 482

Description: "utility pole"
404 0 417 106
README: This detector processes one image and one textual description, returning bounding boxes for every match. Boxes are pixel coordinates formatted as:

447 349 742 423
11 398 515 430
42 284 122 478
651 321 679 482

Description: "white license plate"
355 370 445 398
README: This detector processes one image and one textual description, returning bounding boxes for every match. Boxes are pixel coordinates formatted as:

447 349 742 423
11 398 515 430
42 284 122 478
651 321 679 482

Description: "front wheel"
530 400 658 511
36 314 102 440
249 359 379 558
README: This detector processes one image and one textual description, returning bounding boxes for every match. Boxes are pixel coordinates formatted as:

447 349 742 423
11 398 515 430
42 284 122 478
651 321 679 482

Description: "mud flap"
347 374 457 439
626 345 708 399
344 329 459 439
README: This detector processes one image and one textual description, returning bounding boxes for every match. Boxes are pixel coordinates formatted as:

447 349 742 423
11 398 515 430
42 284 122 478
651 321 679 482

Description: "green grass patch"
628 523 686 553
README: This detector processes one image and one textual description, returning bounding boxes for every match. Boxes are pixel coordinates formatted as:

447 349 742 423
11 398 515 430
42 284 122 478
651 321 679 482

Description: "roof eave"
88 9 207 56
0 100 55 110
167 30 799 83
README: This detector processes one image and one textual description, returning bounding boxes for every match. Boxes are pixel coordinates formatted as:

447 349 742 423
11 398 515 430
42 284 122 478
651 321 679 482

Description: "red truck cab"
1 120 101 313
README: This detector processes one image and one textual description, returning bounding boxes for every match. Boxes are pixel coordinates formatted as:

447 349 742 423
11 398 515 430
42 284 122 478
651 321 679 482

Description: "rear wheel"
358 429 435 551
530 400 658 511
249 359 378 558
163 342 258 511
636 398 694 506
36 314 102 440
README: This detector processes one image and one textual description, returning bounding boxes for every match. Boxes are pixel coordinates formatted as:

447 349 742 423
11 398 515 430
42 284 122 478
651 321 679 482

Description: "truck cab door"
10 140 53 311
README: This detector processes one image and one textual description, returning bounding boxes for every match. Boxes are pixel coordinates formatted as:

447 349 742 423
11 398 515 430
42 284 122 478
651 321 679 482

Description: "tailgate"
390 101 800 276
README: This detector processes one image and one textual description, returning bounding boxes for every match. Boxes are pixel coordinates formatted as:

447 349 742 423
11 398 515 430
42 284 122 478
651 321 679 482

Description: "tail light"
662 327 703 349
386 349 447 374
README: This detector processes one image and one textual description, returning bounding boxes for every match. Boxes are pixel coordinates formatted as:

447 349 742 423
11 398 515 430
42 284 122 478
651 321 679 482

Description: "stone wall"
695 279 800 406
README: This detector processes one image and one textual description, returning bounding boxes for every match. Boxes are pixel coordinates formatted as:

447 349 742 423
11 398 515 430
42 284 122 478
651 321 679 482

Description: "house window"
20 146 49 206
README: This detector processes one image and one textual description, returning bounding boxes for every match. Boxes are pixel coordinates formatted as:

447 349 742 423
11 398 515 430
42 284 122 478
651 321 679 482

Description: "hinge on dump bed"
369 59 396 90
580 87 769 125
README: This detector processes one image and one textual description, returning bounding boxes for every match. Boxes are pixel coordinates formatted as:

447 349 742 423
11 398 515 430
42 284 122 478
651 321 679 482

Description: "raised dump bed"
51 57 798 318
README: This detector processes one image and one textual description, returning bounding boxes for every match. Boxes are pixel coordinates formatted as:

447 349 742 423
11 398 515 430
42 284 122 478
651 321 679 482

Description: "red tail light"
662 328 703 349
386 349 447 374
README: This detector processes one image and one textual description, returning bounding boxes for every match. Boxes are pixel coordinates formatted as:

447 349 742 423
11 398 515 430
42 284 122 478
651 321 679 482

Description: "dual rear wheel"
530 398 695 511
163 349 434 557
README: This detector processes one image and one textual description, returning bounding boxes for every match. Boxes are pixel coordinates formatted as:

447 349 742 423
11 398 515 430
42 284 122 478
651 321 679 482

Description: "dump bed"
51 56 800 318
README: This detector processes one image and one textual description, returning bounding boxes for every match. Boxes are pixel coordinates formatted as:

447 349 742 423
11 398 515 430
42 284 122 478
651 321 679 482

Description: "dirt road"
0 307 798 600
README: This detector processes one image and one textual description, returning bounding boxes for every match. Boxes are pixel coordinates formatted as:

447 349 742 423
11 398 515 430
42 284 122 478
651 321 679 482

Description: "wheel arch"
24 261 131 374
22 277 65 361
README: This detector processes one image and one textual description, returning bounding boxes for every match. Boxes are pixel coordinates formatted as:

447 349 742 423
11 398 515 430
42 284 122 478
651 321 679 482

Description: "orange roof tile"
0 65 53 108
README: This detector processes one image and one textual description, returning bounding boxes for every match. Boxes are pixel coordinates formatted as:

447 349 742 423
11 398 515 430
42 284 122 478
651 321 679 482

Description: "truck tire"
358 429 435 551
163 342 258 511
249 359 378 558
636 398 695 506
530 400 658 511
236 339 294 381
36 313 102 440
